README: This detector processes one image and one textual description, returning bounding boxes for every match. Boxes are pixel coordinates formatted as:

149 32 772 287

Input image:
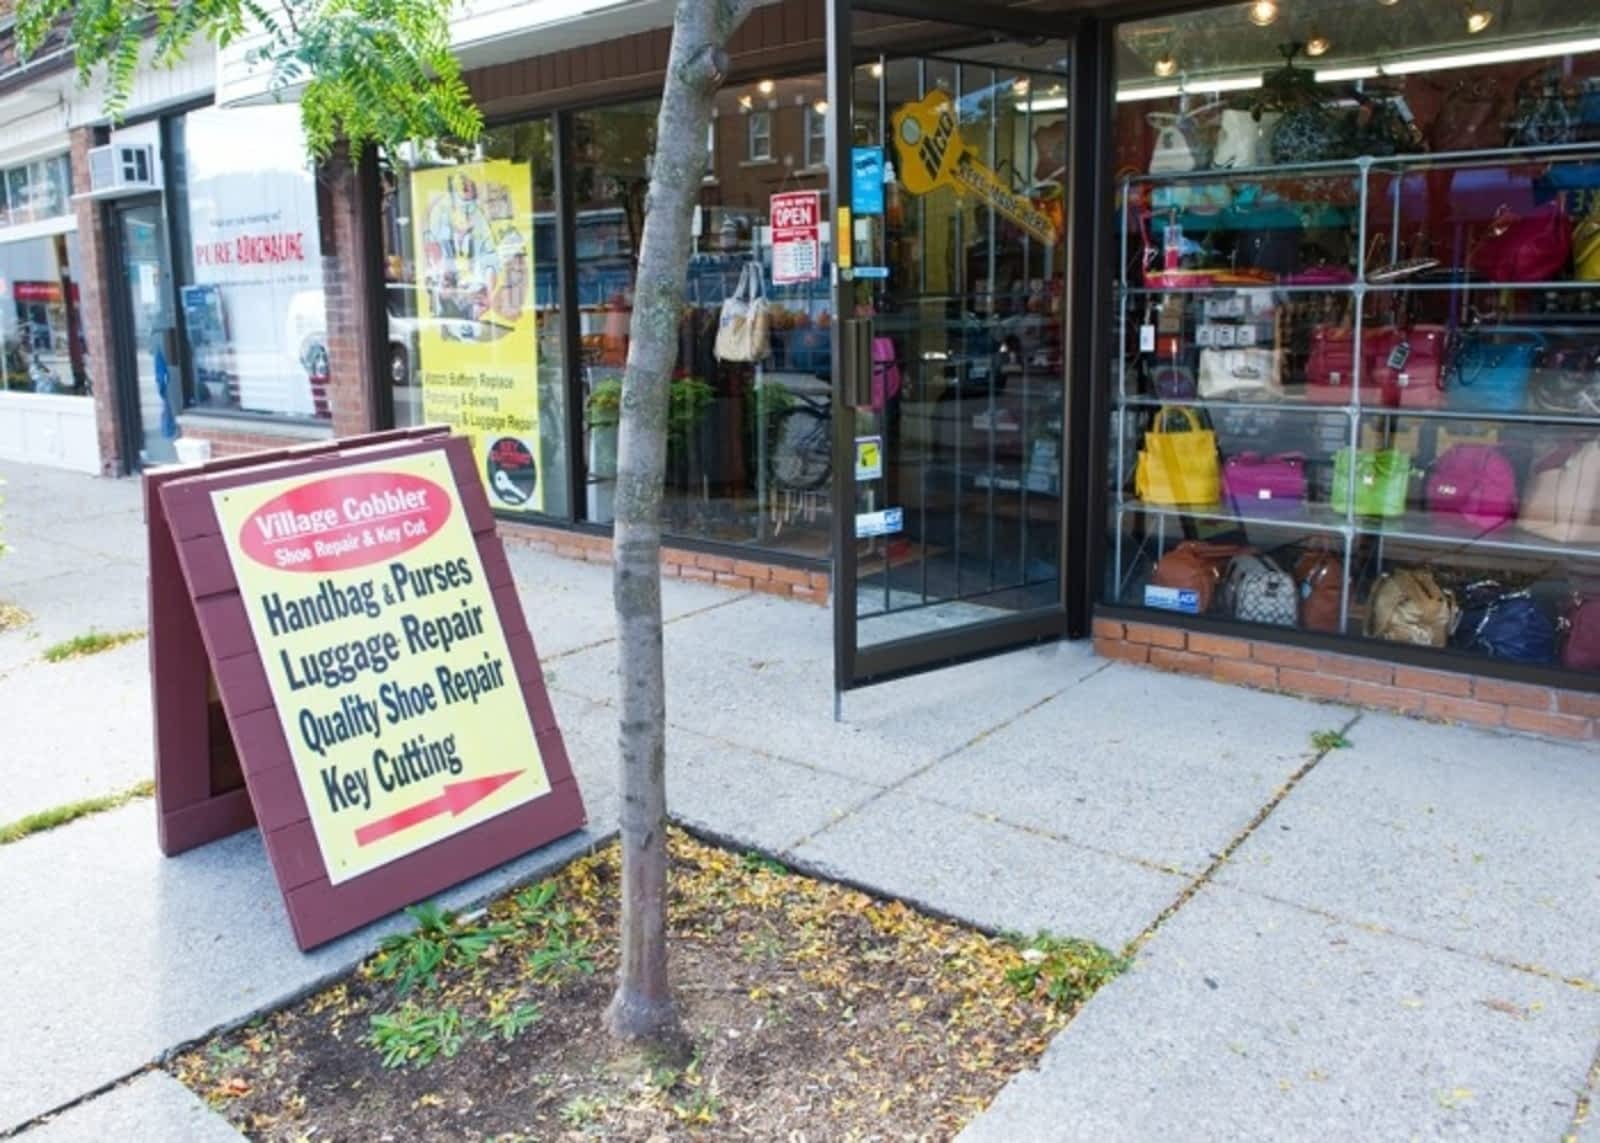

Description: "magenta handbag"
1426 444 1519 531
870 336 902 410
1284 265 1356 287
1469 201 1573 283
1222 452 1307 516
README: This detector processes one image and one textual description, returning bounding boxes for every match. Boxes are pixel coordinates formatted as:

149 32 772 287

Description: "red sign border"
149 430 586 950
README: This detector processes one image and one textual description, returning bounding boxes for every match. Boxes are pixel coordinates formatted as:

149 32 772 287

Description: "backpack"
1221 553 1298 627
1452 582 1557 664
1365 568 1457 647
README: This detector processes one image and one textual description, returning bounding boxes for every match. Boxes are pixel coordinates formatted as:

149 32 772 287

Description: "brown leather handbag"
1151 542 1247 614
1519 439 1600 544
1294 549 1344 633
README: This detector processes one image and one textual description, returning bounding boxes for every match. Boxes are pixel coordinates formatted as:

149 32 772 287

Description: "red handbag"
1305 325 1375 404
1367 325 1447 409
1469 201 1573 283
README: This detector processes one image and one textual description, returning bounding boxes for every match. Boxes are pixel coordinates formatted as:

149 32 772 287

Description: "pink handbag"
870 336 902 410
1469 201 1573 283
1367 325 1447 409
1426 444 1519 531
1222 452 1307 516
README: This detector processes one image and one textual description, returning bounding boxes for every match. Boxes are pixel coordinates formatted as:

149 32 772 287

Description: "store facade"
215 0 1600 729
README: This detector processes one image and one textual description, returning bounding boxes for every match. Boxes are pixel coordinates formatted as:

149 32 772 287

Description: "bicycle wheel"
769 406 832 491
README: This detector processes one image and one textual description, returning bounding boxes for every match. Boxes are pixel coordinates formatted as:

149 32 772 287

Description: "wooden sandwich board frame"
148 428 586 949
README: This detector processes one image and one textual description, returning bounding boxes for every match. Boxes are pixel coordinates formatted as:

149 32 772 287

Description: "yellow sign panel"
890 90 1060 246
212 450 550 885
411 160 543 514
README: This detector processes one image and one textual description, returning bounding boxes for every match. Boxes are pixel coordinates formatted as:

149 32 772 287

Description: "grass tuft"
41 628 145 663
0 779 156 845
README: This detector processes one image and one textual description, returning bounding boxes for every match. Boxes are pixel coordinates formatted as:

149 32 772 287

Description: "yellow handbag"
1577 207 1600 282
1135 406 1220 507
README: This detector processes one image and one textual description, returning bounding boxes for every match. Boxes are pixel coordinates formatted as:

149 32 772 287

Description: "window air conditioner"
86 144 157 196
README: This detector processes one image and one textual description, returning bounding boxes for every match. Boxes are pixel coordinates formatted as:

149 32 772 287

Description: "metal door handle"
843 318 875 409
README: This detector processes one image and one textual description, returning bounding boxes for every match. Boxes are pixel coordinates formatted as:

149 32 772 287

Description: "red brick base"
500 522 831 606
1093 617 1598 742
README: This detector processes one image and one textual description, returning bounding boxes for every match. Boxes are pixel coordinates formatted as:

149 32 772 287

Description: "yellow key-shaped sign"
890 90 1060 246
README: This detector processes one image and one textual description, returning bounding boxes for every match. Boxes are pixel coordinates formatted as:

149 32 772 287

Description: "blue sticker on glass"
852 147 885 216
1142 585 1201 614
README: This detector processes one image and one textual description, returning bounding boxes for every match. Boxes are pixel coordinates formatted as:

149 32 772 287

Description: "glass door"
113 199 181 467
830 3 1077 690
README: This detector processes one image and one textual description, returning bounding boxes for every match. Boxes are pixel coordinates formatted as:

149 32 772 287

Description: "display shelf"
1121 140 1600 186
1112 394 1600 428
1118 499 1600 561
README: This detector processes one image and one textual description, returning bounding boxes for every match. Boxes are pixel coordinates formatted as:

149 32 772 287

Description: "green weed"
737 851 789 877
1311 729 1352 752
0 779 155 845
527 930 595 980
370 902 512 995
41 628 145 662
482 1002 542 1042
1005 932 1131 1012
558 1094 606 1127
366 1003 469 1069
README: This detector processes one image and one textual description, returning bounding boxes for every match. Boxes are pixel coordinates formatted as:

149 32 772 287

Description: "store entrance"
109 198 181 468
829 2 1078 691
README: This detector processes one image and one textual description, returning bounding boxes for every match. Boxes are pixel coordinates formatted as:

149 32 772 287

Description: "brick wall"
1093 617 1598 742
500 522 830 605
177 423 334 460
316 144 380 440
71 127 124 476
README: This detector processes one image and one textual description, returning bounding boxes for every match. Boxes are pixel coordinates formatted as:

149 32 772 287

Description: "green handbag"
1332 448 1411 518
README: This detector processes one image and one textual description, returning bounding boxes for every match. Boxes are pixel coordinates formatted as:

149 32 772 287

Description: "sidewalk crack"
1122 710 1366 959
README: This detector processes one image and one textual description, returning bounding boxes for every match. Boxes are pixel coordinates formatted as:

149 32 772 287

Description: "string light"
1247 0 1279 27
1307 29 1332 56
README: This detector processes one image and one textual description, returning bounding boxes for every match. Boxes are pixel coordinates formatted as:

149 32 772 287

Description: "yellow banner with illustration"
211 449 551 884
410 160 543 514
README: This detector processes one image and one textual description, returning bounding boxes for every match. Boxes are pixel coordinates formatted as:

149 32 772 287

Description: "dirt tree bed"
172 830 1126 1140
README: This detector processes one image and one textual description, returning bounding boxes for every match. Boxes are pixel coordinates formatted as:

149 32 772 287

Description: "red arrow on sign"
354 770 524 848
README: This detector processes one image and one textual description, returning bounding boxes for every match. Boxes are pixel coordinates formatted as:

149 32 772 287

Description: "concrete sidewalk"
1 458 1597 1141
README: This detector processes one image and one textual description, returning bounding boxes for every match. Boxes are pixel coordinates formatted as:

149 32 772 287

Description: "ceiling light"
1247 0 1278 27
1464 3 1492 33
1306 30 1332 56
1116 75 1263 102
1314 65 1380 82
813 99 828 114
1023 97 1069 112
870 61 883 78
757 78 775 95
1377 0 1399 6
1320 35 1600 82
1154 52 1178 77
1013 77 1031 95
738 94 753 110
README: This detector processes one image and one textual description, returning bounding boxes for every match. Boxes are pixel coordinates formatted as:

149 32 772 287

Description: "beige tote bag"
1519 439 1600 544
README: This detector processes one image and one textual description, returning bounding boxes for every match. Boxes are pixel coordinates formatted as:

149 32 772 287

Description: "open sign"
770 190 822 285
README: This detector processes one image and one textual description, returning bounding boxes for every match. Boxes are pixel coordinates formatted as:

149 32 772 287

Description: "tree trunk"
606 0 751 1049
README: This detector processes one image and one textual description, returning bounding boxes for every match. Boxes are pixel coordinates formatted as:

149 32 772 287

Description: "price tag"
1139 323 1156 353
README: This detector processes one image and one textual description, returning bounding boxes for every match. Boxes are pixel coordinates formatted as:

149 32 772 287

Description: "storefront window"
0 232 90 396
575 77 833 558
1106 4 1600 678
170 106 330 421
381 120 570 519
0 155 73 228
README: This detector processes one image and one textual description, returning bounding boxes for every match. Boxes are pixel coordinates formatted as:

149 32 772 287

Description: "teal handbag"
1447 335 1543 414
